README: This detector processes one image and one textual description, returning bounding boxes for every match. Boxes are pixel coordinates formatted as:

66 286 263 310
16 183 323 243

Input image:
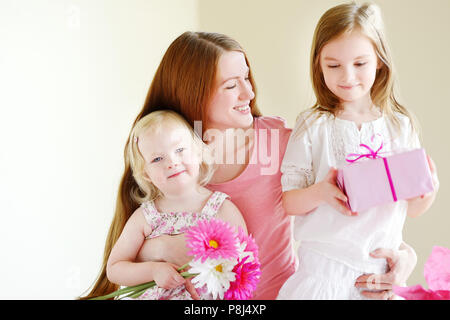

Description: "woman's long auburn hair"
79 31 262 299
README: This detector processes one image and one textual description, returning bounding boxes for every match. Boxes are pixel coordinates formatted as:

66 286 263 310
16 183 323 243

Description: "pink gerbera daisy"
224 227 261 300
224 256 261 300
185 218 239 262
236 227 259 263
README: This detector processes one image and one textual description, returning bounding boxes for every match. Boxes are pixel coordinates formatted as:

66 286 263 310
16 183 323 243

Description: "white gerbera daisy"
189 258 237 300
237 240 255 263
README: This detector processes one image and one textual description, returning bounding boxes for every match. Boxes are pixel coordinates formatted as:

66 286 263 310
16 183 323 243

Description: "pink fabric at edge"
393 246 450 300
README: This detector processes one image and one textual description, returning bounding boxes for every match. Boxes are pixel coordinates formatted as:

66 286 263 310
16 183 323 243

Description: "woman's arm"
136 199 248 264
136 234 191 266
354 241 417 299
283 167 354 216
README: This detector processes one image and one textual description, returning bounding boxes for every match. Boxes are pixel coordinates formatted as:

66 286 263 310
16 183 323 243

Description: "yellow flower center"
215 264 223 273
209 239 219 249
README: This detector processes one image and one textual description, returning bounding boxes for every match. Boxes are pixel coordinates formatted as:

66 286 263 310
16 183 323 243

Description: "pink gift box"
336 148 434 212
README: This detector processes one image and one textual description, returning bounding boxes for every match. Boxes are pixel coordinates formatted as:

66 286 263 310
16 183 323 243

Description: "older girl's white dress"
276 111 419 300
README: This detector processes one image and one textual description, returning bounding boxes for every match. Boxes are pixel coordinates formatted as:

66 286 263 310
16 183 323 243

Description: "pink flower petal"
236 227 259 263
424 246 450 291
185 218 239 262
393 285 450 300
224 256 261 300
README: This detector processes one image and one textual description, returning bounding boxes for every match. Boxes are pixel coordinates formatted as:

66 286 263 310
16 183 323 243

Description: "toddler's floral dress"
124 191 230 300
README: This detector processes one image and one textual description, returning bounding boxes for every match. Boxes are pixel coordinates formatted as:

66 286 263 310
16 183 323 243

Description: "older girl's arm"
283 168 353 216
407 155 439 218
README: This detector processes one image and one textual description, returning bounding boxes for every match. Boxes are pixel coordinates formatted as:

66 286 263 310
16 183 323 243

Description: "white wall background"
1 0 448 299
0 0 198 299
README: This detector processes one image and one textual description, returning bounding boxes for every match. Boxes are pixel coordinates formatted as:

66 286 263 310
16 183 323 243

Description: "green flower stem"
90 266 197 300
177 263 190 271
90 281 157 300
119 272 198 300
180 271 197 278
126 287 150 299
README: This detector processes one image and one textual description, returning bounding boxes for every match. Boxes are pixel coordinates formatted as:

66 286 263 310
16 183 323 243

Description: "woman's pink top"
207 116 297 300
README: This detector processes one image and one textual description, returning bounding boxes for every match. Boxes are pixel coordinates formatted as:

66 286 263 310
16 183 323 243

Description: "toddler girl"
277 2 438 300
106 110 247 300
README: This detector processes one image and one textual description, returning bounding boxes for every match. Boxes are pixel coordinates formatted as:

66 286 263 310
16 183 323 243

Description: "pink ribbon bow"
345 135 398 202
345 134 384 163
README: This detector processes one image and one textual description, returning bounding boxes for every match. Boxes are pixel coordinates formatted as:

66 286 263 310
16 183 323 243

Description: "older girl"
277 3 438 300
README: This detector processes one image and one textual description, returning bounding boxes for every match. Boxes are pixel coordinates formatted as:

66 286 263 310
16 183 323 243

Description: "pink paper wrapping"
336 148 434 212
393 246 450 300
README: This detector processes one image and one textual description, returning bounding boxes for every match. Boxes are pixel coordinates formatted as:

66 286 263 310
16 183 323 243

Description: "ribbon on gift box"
345 136 398 202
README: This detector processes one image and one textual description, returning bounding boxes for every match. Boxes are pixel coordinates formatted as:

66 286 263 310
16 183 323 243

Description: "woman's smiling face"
206 51 255 131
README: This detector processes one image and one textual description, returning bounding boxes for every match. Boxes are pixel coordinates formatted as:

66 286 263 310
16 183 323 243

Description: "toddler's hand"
318 167 356 216
152 262 186 290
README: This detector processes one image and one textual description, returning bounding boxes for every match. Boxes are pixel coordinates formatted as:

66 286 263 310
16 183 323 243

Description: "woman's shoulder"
255 115 291 131
255 116 293 150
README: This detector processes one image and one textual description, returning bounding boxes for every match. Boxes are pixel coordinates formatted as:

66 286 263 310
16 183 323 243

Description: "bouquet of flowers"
90 218 261 300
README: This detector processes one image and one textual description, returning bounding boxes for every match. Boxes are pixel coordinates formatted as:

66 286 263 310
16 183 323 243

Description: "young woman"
82 31 418 300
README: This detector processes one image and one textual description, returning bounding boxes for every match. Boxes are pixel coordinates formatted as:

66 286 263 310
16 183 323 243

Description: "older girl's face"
320 31 380 105
206 51 255 131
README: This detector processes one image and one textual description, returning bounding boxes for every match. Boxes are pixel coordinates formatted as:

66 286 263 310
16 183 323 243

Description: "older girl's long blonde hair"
296 2 417 138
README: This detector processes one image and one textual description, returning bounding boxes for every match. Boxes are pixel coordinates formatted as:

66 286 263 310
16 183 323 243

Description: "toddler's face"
138 123 201 196
319 30 380 105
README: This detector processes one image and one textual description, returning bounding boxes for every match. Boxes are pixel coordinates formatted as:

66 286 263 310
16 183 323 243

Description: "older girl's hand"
354 242 417 300
319 167 355 216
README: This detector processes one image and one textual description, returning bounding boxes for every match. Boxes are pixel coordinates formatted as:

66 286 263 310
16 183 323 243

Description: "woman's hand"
354 242 417 299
